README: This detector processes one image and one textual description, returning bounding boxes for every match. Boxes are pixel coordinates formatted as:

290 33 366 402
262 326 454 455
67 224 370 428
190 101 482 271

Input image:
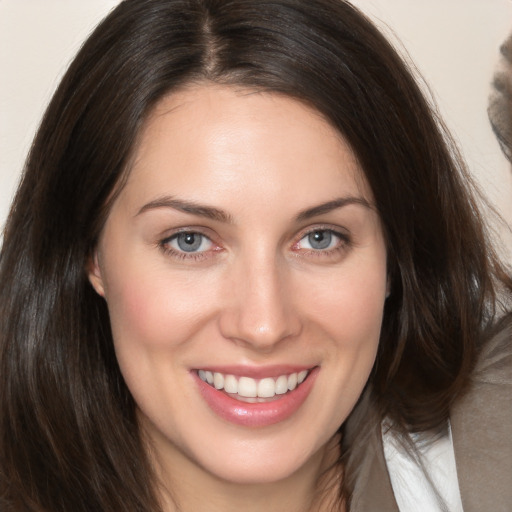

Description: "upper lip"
192 364 317 379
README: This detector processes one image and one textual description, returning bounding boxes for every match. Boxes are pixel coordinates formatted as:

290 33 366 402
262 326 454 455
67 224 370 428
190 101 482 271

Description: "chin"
192 432 329 486
203 453 315 485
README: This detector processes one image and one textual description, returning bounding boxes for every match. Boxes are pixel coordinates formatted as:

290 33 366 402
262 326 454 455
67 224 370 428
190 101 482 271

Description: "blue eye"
167 232 213 253
298 230 342 250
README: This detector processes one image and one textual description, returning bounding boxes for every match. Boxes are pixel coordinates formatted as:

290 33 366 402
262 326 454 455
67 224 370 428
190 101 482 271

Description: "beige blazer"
349 318 512 511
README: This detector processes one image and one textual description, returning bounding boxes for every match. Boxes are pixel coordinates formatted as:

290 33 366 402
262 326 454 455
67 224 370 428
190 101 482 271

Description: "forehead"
122 84 372 212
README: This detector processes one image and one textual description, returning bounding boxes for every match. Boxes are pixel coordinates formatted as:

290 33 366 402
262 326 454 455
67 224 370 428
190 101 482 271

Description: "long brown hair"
1 1 510 510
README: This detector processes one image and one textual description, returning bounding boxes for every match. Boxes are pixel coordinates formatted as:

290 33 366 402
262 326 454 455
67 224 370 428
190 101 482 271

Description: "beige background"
1 0 511 253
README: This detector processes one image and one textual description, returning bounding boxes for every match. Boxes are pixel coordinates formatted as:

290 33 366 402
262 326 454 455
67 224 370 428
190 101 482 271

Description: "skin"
88 84 389 512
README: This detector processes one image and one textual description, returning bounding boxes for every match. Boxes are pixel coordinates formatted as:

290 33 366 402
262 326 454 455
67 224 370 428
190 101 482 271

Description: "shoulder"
451 314 512 511
346 317 512 511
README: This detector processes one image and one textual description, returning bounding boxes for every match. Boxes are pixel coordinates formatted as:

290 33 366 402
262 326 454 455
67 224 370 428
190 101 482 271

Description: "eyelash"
159 230 218 261
292 227 351 259
158 226 351 262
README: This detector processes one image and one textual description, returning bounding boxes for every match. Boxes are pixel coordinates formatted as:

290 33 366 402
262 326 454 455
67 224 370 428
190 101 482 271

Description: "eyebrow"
136 195 371 223
295 196 372 221
136 196 233 223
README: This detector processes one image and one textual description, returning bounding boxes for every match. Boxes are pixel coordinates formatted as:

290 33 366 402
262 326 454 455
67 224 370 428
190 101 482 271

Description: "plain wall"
1 0 511 252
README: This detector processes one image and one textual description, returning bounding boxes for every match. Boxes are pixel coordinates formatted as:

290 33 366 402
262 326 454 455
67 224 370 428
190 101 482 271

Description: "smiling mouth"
197 369 310 403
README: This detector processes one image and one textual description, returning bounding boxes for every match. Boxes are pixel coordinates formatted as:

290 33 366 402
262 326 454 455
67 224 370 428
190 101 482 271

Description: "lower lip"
194 368 319 427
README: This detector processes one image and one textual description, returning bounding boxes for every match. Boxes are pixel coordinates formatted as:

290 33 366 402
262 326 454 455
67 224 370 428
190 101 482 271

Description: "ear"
86 250 106 297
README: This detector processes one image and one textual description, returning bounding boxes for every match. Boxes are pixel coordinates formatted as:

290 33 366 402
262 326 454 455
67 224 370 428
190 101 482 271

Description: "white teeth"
198 369 310 398
238 377 257 397
224 374 238 394
257 377 276 398
275 375 288 395
287 373 298 391
213 372 224 390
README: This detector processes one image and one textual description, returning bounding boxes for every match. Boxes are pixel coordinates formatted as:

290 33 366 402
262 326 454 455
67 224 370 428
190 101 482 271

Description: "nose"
218 253 302 351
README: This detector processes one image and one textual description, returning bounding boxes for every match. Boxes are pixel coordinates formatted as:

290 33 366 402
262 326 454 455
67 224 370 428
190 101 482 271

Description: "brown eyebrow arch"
136 196 233 223
295 197 372 221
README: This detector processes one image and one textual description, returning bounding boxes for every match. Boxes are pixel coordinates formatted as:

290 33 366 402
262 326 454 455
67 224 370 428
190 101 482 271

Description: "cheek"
102 266 218 416
303 260 386 423
305 258 387 346
103 261 218 354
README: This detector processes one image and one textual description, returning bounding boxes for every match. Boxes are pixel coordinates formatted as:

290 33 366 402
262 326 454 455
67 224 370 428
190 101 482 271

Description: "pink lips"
194 366 319 427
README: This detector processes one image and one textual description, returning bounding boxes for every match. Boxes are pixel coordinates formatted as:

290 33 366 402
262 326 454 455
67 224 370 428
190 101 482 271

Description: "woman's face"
88 84 388 485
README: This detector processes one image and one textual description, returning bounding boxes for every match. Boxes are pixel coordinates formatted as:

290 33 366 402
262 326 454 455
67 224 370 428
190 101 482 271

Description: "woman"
1 1 510 511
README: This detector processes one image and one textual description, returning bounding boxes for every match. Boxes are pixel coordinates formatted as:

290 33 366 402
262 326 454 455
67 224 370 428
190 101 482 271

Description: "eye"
165 232 213 253
297 229 342 251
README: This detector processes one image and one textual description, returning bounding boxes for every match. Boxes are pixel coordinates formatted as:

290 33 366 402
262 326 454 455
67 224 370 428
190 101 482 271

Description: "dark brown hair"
1 1 510 510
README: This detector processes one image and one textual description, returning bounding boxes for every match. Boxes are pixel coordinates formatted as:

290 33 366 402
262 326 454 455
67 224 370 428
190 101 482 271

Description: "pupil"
177 233 202 252
309 230 331 250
